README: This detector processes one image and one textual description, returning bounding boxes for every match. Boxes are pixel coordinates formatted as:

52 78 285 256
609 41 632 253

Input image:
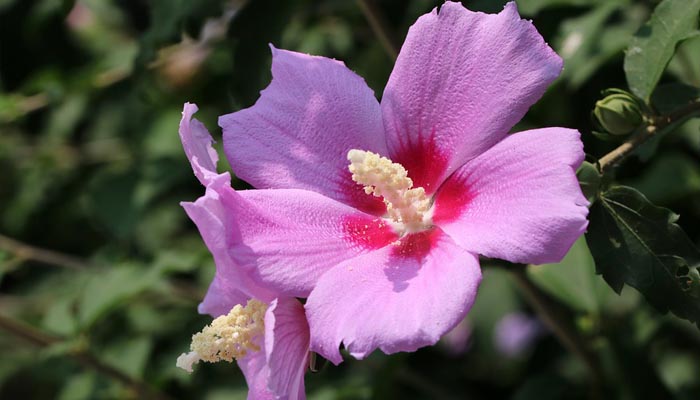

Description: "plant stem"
356 0 398 60
0 233 89 270
0 314 172 400
510 267 603 397
598 101 700 173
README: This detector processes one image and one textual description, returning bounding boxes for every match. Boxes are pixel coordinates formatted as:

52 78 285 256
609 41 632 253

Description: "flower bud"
593 92 643 136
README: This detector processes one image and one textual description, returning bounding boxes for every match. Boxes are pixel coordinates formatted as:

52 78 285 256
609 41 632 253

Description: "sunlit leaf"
78 264 159 328
529 238 638 315
624 0 700 101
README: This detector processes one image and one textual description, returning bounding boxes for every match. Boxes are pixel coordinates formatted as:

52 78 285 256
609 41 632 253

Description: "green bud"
593 92 643 136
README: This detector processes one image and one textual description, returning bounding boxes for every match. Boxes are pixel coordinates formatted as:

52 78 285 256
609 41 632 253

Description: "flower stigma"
176 299 268 373
348 149 432 233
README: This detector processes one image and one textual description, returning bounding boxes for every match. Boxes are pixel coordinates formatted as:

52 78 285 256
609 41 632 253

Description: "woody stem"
0 313 173 400
598 101 700 173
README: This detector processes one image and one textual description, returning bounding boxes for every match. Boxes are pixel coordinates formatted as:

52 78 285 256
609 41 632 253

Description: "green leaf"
586 185 700 327
651 82 700 114
577 161 601 202
467 268 520 354
529 238 618 314
555 3 642 88
627 152 700 204
517 0 618 16
58 373 96 400
101 336 153 379
667 34 700 85
624 0 700 102
42 297 78 336
78 264 158 328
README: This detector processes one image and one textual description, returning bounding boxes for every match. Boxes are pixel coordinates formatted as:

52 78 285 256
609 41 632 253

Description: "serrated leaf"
624 0 700 102
586 185 700 327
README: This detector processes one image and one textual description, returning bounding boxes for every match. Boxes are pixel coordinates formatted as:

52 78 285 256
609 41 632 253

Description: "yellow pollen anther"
348 149 431 231
176 299 268 373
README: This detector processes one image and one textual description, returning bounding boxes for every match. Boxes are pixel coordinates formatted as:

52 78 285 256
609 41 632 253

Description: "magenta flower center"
347 149 434 234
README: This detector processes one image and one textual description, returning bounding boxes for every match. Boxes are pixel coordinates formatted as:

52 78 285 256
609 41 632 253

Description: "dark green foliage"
2 0 700 399
587 186 700 326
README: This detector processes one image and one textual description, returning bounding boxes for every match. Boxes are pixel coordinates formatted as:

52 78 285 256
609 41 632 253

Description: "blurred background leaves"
1 0 700 399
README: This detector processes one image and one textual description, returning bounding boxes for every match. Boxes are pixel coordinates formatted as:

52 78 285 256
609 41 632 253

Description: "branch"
598 101 700 173
0 233 89 270
0 314 172 400
510 267 604 397
356 0 398 60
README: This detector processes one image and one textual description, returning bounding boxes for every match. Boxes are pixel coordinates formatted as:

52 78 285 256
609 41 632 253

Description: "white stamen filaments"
348 149 431 232
176 299 268 373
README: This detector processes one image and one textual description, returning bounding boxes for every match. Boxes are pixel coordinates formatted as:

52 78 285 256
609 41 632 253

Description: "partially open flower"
177 104 310 400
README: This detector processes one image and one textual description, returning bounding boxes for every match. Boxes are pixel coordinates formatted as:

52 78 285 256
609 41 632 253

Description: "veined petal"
180 102 221 186
220 46 387 215
223 188 398 298
381 1 562 193
198 273 249 318
182 180 276 305
265 298 309 400
238 350 275 400
433 128 589 265
305 229 481 364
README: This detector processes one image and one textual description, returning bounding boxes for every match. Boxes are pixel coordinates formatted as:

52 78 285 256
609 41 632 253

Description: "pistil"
348 149 432 232
176 299 268 372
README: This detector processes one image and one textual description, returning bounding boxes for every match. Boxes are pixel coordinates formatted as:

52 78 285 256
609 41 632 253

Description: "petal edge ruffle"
305 229 481 364
381 1 563 193
220 46 388 215
433 127 589 264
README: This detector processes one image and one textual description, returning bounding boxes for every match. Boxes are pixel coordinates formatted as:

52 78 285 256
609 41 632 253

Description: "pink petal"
198 273 249 317
238 350 275 400
224 188 398 298
220 46 387 215
305 229 481 364
381 2 563 193
265 298 309 400
433 128 589 265
179 102 221 186
182 180 276 304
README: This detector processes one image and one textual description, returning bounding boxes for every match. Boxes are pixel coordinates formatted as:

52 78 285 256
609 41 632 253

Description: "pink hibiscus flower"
210 1 588 365
177 104 310 400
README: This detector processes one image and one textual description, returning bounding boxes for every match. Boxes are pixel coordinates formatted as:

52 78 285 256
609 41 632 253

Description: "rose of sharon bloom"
216 1 588 364
177 103 310 400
